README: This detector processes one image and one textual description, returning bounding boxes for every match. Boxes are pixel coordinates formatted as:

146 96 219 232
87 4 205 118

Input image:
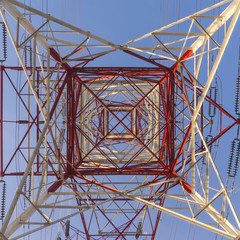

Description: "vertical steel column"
36 70 40 172
67 71 74 172
170 72 175 165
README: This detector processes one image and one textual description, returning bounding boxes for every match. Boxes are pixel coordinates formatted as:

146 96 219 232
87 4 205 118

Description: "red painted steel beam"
115 182 170 240
123 49 170 71
171 50 193 72
73 77 161 168
73 182 90 240
74 179 127 240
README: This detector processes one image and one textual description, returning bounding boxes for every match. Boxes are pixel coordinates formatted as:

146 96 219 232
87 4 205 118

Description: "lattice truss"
0 0 240 239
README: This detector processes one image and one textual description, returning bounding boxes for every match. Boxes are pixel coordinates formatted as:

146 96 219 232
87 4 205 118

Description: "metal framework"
0 0 240 239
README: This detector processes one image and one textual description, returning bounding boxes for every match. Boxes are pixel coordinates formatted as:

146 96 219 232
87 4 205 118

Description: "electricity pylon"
1 0 240 239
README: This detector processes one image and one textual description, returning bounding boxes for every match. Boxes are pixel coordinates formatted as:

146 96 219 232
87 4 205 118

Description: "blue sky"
1 0 240 239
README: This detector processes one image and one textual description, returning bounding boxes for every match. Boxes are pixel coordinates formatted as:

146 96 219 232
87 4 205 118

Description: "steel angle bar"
124 0 234 51
3 0 120 49
0 9 47 120
8 194 121 240
124 191 239 239
191 1 240 123
1 70 70 234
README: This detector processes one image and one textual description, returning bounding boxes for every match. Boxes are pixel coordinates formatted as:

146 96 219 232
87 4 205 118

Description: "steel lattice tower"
1 0 240 239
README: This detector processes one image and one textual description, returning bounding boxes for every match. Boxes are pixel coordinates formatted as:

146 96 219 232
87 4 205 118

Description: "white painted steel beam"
124 191 240 239
190 0 240 53
1 0 120 50
191 1 240 123
0 0 51 51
